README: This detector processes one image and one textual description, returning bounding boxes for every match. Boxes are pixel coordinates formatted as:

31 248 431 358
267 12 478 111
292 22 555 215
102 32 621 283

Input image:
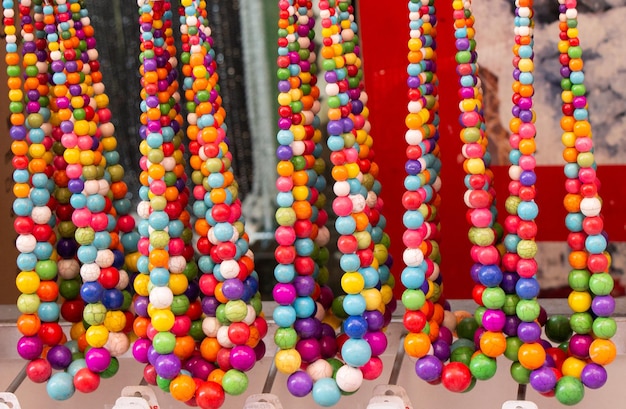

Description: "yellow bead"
169 273 189 295
85 324 110 348
64 148 80 164
341 272 365 294
292 186 309 202
28 143 46 159
466 158 486 174
16 271 40 294
562 356 586 378
277 92 292 106
274 349 301 374
561 131 576 147
134 273 150 296
345 163 360 179
567 290 592 313
361 288 383 311
104 310 127 333
151 309 175 332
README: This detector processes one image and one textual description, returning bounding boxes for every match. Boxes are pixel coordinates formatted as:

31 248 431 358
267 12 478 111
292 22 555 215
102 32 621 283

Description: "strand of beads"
183 2 266 406
136 0 187 392
500 0 545 392
336 0 393 384
402 0 451 388
548 0 616 404
12 0 63 391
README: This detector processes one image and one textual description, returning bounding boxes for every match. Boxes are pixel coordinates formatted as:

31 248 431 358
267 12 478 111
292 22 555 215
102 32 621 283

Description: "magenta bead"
17 336 44 360
482 309 506 332
272 283 297 305
230 345 256 371
569 334 592 359
364 331 388 356
470 208 492 228
185 356 216 380
296 339 321 363
85 347 112 373
132 338 151 363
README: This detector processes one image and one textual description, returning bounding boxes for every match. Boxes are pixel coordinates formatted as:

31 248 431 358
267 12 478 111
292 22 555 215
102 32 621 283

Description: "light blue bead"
30 188 50 206
401 266 426 290
168 220 184 238
340 254 361 272
343 294 366 316
405 175 422 191
565 212 583 232
213 222 234 242
197 255 215 274
359 266 380 289
517 201 539 221
46 372 75 401
403 210 425 229
586 234 607 253
276 192 294 208
274 264 296 283
38 301 60 322
34 242 53 260
86 195 106 212
93 232 112 250
519 72 534 85
573 108 588 121
150 267 170 287
295 238 314 257
312 378 341 407
341 338 372 367
208 173 225 189
136 256 149 274
564 163 580 179
76 245 97 264
293 296 315 318
273 305 296 328
17 253 37 271
335 216 356 235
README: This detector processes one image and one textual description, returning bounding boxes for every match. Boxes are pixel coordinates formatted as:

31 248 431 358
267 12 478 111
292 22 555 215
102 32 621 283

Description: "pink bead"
337 235 358 253
518 155 536 171
137 237 150 256
139 156 148 171
578 167 596 184
72 208 92 228
275 226 296 246
276 176 293 192
91 213 109 231
504 215 520 233
509 133 520 149
168 238 185 255
518 123 536 139
332 196 353 216
66 164 82 179
470 208 493 228
402 229 423 248
517 258 538 278
575 137 593 152
460 111 480 127
61 132 78 149
150 180 166 195
508 180 521 196
475 245 500 265
77 135 93 150
193 185 206 200
463 143 483 158
565 178 581 194
344 147 358 163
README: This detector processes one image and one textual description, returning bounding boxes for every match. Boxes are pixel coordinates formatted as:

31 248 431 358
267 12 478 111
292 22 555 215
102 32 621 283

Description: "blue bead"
276 192 294 207
102 289 125 310
208 173 225 189
34 242 53 260
340 254 361 272
46 372 75 401
273 305 296 328
504 234 521 253
378 265 391 285
212 264 225 281
293 296 316 318
343 316 368 338
519 72 534 85
295 238 314 256
193 201 208 218
93 232 112 250
31 173 48 188
518 45 533 58
168 220 184 238
17 253 37 271
328 136 344 150
146 132 163 148
401 266 426 290
30 188 50 206
312 378 341 407
197 256 215 274
403 210 425 229
150 267 170 287
38 301 60 322
13 169 29 183
86 195 106 212
359 266 379 289
70 193 87 209
570 71 584 84
348 179 362 194
67 359 87 377
517 201 539 221
343 294 366 316
136 256 149 274
585 234 607 253
477 265 503 287
80 282 104 304
213 222 234 242
341 338 372 367
404 175 422 191
515 278 540 299
139 186 150 201
564 163 580 179
565 212 583 232
137 219 150 237
573 108 588 121
335 216 356 235
77 245 97 264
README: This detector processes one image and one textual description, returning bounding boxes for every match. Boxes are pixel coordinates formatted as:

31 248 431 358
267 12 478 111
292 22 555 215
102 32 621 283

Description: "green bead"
251 295 263 315
401 289 426 311
149 230 170 249
571 84 586 96
156 375 171 393
25 65 39 77
502 294 520 315
455 51 472 64
592 317 617 339
561 78 572 90
83 303 107 326
35 260 58 280
122 291 132 310
482 287 506 309
555 376 584 406
59 279 81 300
148 149 164 164
327 96 341 109
505 337 523 361
468 227 495 246
27 113 44 128
153 332 176 354
456 317 479 340
9 101 23 114
100 357 120 379
510 362 530 384
545 315 572 343
6 65 20 77
516 240 537 259
224 300 247 322
274 327 298 349
505 196 521 215
171 295 190 316
516 299 540 322
322 59 336 71
450 346 474 366
589 273 614 295
474 306 486 324
331 295 348 319
327 358 343 377
469 353 497 380
222 370 248 396
291 156 307 171
216 304 230 325
568 269 590 291
569 312 593 334
189 320 205 341
276 68 290 80
183 260 199 280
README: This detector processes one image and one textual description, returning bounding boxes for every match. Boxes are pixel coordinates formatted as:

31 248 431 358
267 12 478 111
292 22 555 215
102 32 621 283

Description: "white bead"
509 165 522 181
216 325 234 348
202 317 220 337
116 270 129 291
96 249 115 268
335 365 363 393
333 181 351 197
168 256 187 274
366 191 378 208
565 8 577 19
408 100 423 114
162 156 176 171
403 248 424 267
15 234 37 253
405 129 424 145
243 305 257 325
207 228 219 245
31 206 52 224
580 197 602 217
105 332 130 357
291 141 305 156
84 180 100 195
325 82 339 96
149 286 173 309
350 194 366 213
98 179 110 196
306 359 333 381
58 259 80 280
220 259 240 279
518 7 531 18
80 263 101 282
137 201 151 219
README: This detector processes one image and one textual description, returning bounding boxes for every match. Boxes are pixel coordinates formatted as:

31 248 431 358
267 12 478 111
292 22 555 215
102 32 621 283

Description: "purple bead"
520 170 537 187
405 159 422 175
591 295 615 317
185 356 215 380
501 272 519 294
293 276 315 297
287 371 313 397
407 76 420 88
529 366 557 393
569 334 592 359
278 80 291 93
432 338 451 361
10 125 26 140
512 68 521 81
143 59 157 72
185 280 200 301
146 95 159 108
469 263 481 284
221 278 245 300
132 338 151 363
455 38 470 51
474 327 486 349
439 326 453 345
327 120 343 135
517 321 541 343
68 178 84 194
581 363 608 389
154 353 181 380
254 341 267 361
35 50 47 62
560 66 571 78
324 71 337 83
363 310 384 331
202 296 219 316
65 61 78 73
519 109 533 123
351 100 364 114
17 336 43 360
318 286 334 310
342 117 354 132
27 90 40 101
134 295 149 317
56 238 78 258
321 323 336 338
503 315 521 336
230 345 256 371
85 347 112 373
276 145 292 161
511 105 521 117
294 317 321 339
415 355 443 382
320 335 338 358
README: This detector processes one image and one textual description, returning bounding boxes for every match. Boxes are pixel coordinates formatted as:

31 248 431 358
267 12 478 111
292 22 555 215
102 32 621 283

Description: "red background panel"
358 3 626 299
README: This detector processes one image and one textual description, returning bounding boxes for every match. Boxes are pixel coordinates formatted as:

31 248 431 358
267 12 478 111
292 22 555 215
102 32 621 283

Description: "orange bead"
37 281 59 302
404 332 431 358
562 147 578 163
174 335 196 361
331 165 348 181
276 161 294 177
133 316 150 338
293 201 313 220
200 337 220 362
214 283 228 304
518 138 535 155
518 342 546 370
589 339 616 365
479 331 507 358
568 250 588 269
208 368 225 385
17 314 41 336
353 212 369 232
563 193 582 213
148 164 165 180
292 170 308 186
209 188 226 204
170 374 196 402
427 321 440 342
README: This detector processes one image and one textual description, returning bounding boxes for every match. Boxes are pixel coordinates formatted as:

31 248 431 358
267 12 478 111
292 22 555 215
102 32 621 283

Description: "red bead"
38 322 64 346
517 221 537 240
73 368 100 393
293 219 313 238
472 284 486 306
199 274 218 297
195 381 225 409
588 254 609 273
567 232 586 251
274 245 296 265
519 186 535 201
26 358 51 383
403 310 427 333
98 266 120 289
441 362 472 393
294 256 315 275
61 299 85 323
185 301 203 321
14 216 35 234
